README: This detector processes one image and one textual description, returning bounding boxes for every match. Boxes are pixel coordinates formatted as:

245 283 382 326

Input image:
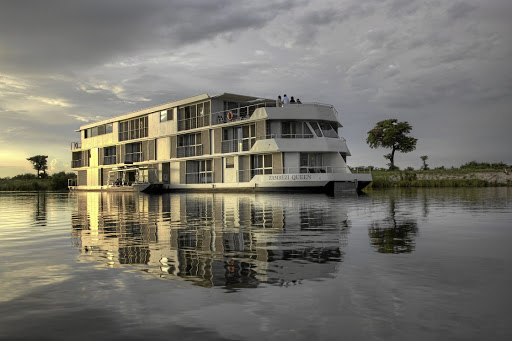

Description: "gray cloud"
0 0 297 73
1 0 511 176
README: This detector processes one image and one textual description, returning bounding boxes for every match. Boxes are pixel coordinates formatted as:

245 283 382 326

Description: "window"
300 153 324 173
125 143 142 163
103 146 116 165
119 116 148 141
84 123 113 139
226 156 234 168
252 154 273 176
309 122 323 137
177 133 202 157
186 159 213 183
281 121 314 138
318 122 339 138
160 109 174 122
177 101 211 131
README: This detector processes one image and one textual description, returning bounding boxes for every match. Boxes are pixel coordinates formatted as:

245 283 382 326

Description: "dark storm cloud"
0 0 295 73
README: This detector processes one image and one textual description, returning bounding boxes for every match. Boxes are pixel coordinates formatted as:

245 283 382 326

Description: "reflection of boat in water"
71 192 350 288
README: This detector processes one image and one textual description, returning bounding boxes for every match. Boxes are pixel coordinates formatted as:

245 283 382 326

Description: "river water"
0 188 511 340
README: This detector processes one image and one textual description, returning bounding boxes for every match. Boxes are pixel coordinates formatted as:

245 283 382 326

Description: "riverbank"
0 172 75 191
367 169 512 189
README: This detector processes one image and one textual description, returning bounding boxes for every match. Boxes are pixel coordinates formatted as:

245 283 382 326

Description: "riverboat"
69 93 372 193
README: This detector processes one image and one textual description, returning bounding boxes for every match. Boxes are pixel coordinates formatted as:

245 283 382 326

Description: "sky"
1 0 511 177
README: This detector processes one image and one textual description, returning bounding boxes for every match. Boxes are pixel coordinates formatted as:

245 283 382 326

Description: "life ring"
227 111 234 121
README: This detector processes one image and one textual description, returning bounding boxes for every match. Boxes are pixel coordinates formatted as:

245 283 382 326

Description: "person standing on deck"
283 94 290 104
277 95 283 107
290 96 296 103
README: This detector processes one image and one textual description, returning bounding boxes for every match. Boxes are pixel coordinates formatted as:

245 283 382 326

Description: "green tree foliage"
12 173 37 180
420 155 429 170
50 172 76 190
367 119 418 170
460 161 509 170
27 155 48 178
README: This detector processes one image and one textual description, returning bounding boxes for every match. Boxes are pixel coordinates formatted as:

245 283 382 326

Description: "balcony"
71 160 82 168
177 115 210 132
177 144 203 158
221 137 256 153
213 102 275 125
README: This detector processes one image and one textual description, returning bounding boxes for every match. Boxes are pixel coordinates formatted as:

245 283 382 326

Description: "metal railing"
177 144 203 158
103 155 116 165
212 102 275 125
235 166 367 182
177 115 210 131
70 141 81 150
185 171 213 184
221 137 256 153
71 160 82 168
176 101 339 132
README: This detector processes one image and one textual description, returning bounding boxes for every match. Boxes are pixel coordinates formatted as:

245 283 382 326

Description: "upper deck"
71 93 342 152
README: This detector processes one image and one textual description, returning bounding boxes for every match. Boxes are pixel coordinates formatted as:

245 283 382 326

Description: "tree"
420 155 429 170
27 155 48 178
367 119 417 170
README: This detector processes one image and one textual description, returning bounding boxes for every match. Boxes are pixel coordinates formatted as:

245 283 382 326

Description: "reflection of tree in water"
33 192 47 226
368 196 418 254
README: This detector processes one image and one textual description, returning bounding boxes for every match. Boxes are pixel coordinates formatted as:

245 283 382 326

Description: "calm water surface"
0 188 511 340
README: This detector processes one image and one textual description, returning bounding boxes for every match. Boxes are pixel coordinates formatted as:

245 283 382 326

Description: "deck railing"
176 101 338 132
177 115 210 131
212 102 275 125
185 171 213 184
70 141 81 150
235 166 369 182
221 137 256 153
177 144 203 158
71 160 82 168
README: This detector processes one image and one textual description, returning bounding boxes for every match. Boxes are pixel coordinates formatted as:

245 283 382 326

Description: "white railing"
103 155 116 165
176 101 339 131
212 102 275 125
70 141 81 150
177 144 203 158
235 166 367 182
71 160 82 168
185 171 213 184
177 115 210 131
221 137 256 153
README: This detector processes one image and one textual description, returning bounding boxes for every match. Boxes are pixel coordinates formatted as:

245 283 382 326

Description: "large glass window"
251 154 273 176
186 159 213 184
85 123 113 139
309 122 323 137
103 146 116 165
160 109 173 122
119 116 148 141
221 124 255 153
177 101 211 131
300 153 324 173
318 122 339 138
177 133 202 157
125 143 142 163
281 121 314 138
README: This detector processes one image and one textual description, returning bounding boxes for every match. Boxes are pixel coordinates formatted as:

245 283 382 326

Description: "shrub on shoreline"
0 172 76 191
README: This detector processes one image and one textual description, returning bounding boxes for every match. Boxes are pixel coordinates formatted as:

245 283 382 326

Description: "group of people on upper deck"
277 94 301 107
